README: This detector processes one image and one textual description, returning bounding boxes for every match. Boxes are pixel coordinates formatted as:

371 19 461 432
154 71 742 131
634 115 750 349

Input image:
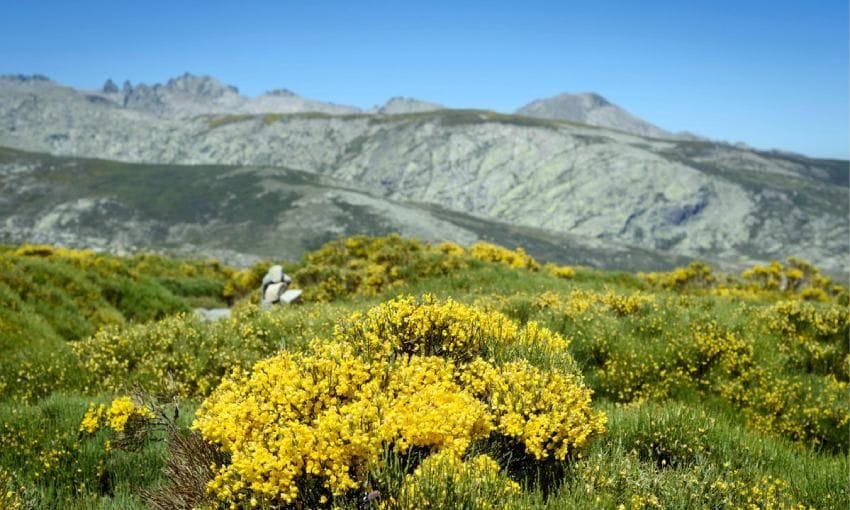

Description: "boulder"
279 289 303 304
263 265 283 285
263 281 287 303
260 265 297 307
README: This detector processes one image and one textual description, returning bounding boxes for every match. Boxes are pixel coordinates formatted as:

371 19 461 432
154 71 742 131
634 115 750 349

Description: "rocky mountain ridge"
92 72 361 116
0 74 846 274
4 73 695 139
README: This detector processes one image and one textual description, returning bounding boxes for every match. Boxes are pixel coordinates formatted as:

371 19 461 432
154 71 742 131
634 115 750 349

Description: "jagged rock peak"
0 74 52 83
102 79 119 94
264 88 298 97
163 73 239 97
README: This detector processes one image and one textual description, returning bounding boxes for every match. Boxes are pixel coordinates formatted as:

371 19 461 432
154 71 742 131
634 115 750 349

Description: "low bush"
191 296 606 507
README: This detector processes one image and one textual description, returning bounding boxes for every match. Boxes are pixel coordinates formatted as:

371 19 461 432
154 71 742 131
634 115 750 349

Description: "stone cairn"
261 265 302 307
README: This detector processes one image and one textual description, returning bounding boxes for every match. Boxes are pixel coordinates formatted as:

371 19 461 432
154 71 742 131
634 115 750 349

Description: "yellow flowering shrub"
335 295 573 372
671 323 753 391
106 396 156 433
742 257 846 303
385 451 520 510
80 396 155 435
192 296 605 506
762 300 849 379
544 262 576 279
556 290 656 319
638 262 715 290
737 369 849 451
461 358 607 460
293 235 468 302
434 241 466 257
79 395 157 453
641 257 848 306
469 242 540 271
194 350 492 504
72 304 293 397
221 261 273 303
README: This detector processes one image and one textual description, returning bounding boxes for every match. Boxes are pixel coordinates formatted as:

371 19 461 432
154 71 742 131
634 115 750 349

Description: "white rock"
279 289 302 304
263 281 287 303
265 265 284 286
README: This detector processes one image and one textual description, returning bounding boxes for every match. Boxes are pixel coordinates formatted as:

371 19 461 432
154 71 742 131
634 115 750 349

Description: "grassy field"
0 236 846 509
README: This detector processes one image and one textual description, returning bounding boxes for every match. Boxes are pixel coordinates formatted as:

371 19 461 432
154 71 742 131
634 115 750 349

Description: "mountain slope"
0 76 846 274
0 146 699 271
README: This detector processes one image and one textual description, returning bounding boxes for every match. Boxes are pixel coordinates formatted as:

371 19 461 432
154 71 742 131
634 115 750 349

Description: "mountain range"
0 73 846 275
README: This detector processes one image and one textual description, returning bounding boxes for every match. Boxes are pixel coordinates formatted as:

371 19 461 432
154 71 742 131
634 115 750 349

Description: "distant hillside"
0 75 847 274
0 147 697 271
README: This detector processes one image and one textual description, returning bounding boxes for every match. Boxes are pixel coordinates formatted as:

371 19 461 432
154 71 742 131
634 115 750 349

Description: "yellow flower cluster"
595 321 754 404
292 235 468 302
469 242 540 271
461 358 607 460
193 296 605 505
12 243 98 261
0 467 26 510
434 241 466 257
640 257 848 305
550 289 656 319
385 451 520 510
737 369 849 450
762 300 849 379
742 257 846 302
71 303 296 397
80 396 155 435
221 262 273 303
638 262 715 290
11 243 232 286
193 350 493 503
336 295 573 371
709 475 806 510
544 263 577 279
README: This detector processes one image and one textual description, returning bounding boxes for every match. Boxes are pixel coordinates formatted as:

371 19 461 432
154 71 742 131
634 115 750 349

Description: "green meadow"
0 236 846 509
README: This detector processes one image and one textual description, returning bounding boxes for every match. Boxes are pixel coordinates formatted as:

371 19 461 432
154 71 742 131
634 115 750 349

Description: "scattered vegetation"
0 235 846 508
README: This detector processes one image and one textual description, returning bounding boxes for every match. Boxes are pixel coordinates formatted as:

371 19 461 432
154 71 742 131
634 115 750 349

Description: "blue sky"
1 0 847 158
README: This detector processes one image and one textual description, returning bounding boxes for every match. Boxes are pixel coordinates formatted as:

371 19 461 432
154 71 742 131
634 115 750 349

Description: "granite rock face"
0 75 846 274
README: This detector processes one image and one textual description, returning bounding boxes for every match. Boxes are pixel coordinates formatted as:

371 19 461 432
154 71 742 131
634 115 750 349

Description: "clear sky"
2 0 847 158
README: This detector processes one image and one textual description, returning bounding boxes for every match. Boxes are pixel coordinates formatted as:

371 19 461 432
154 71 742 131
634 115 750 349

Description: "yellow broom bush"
192 296 606 506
